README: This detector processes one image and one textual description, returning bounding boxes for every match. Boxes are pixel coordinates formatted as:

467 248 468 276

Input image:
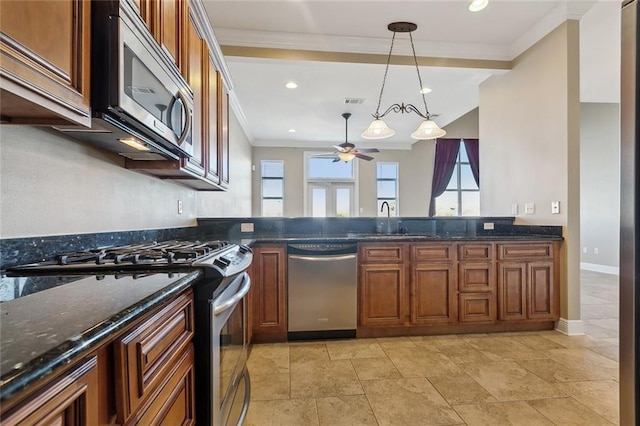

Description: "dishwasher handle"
288 254 356 262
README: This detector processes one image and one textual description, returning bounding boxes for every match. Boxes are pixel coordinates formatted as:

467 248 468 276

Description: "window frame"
303 152 358 217
260 160 284 217
438 142 479 216
376 162 399 217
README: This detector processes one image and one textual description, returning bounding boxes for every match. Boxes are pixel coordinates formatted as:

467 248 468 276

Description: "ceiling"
202 0 621 150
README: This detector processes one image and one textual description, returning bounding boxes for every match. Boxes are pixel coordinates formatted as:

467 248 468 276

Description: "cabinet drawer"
458 262 495 292
359 243 404 263
410 243 454 262
114 290 194 423
458 293 496 323
498 243 553 260
458 243 493 261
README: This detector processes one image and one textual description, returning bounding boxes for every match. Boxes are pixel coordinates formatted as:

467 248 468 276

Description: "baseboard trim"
555 318 585 336
580 262 619 275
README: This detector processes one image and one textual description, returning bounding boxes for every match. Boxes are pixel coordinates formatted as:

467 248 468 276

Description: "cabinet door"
251 245 287 342
497 262 527 320
527 261 556 320
149 0 184 67
359 243 405 263
180 13 206 177
459 262 495 292
218 83 230 189
0 0 91 126
411 263 457 325
1 356 99 425
458 293 496 323
359 264 406 327
204 58 220 185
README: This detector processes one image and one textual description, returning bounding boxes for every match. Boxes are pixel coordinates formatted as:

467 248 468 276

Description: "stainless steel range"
5 239 253 426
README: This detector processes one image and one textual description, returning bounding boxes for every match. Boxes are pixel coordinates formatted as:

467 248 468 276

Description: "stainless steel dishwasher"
287 243 357 340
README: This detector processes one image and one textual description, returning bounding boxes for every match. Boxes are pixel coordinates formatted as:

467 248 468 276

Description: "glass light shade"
361 119 396 139
410 120 447 140
337 152 356 162
468 0 488 12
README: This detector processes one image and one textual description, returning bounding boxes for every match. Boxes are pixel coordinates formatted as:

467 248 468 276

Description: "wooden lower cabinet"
359 264 407 327
250 244 287 342
498 259 557 321
411 263 456 325
0 289 196 425
458 293 496 323
0 356 99 425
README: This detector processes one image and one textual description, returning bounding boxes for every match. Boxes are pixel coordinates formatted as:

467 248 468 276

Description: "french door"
308 183 355 217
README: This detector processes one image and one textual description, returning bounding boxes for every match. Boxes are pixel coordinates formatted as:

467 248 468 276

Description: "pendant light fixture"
362 22 446 141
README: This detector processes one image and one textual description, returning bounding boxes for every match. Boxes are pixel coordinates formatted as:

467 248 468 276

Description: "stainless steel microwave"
55 0 193 161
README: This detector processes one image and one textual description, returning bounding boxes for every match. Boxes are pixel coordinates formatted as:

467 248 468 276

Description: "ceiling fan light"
361 119 395 139
411 120 447 140
469 0 488 12
337 152 356 162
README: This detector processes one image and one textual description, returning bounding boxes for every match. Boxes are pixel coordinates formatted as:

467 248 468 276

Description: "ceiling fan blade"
355 153 374 161
332 145 347 152
332 157 341 163
356 148 380 153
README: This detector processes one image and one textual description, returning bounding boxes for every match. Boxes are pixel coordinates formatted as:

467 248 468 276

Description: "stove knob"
214 258 230 269
238 245 252 254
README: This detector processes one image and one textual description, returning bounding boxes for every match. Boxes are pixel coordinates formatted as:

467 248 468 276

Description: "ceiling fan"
323 113 380 162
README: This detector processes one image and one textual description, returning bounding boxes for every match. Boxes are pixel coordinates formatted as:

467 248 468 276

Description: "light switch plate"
240 223 254 232
511 204 519 215
525 203 535 215
551 201 560 214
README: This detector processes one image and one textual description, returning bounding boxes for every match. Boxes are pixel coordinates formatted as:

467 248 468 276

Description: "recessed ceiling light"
285 81 298 89
469 0 488 12
288 129 296 133
420 87 432 94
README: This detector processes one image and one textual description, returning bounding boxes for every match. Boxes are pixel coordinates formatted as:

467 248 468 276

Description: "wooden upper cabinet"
205 55 220 185
219 83 230 189
0 0 91 126
152 0 184 67
1 356 99 426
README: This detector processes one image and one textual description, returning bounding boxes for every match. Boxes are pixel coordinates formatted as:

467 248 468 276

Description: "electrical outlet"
551 201 560 214
525 203 535 215
240 222 254 233
177 200 183 214
483 222 494 230
594 248 599 254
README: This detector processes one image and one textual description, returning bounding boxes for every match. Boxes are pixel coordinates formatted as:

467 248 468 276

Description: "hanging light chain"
374 31 397 118
409 31 431 119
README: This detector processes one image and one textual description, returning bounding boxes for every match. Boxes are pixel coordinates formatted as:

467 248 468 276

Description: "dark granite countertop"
0 270 202 401
250 233 563 244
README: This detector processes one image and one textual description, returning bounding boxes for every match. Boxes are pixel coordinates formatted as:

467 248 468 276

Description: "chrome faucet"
380 201 391 234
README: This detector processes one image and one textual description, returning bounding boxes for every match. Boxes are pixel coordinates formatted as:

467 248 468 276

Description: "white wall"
0 111 252 238
251 109 479 218
479 21 581 321
580 102 620 269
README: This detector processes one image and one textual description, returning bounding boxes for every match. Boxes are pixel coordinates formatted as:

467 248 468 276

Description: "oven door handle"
214 273 251 316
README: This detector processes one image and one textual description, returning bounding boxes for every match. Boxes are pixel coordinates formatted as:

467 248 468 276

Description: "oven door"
115 9 193 157
212 272 251 426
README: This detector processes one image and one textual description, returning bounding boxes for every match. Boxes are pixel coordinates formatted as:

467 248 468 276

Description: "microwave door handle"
213 273 251 315
171 89 192 147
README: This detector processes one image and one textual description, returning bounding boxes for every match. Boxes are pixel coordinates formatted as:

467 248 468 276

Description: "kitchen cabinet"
497 243 558 321
250 244 288 342
0 289 195 425
358 243 408 327
457 243 496 323
218 83 230 189
409 243 457 325
0 0 91 126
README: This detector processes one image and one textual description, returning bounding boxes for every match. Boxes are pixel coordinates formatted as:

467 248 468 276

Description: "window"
305 154 356 217
261 160 284 216
377 162 398 216
436 143 479 216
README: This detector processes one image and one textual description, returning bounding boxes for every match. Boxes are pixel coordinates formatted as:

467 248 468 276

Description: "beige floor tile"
462 335 546 361
291 358 363 398
461 361 565 401
528 397 615 425
516 358 594 383
537 333 613 348
376 336 418 349
351 357 402 380
316 395 378 426
587 345 619 362
510 334 565 350
554 380 619 424
385 347 462 378
249 373 290 401
428 373 497 405
290 342 330 364
582 303 619 319
544 348 619 381
248 344 290 375
453 401 554 426
244 398 318 426
363 378 462 425
326 338 387 360
432 339 493 364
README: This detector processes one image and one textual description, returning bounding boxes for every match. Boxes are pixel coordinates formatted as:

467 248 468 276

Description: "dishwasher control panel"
287 243 357 255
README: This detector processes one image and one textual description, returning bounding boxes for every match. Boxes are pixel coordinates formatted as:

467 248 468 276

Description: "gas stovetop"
6 240 238 273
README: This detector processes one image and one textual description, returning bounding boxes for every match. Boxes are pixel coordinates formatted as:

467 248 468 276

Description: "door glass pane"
377 163 397 179
262 199 283 217
459 143 469 162
446 165 459 190
262 179 283 198
462 191 480 216
312 187 327 217
377 180 396 198
460 165 478 190
436 191 458 216
336 188 351 217
308 157 353 179
262 161 284 177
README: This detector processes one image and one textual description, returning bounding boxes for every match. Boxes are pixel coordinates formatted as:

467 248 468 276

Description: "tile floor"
244 270 620 425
